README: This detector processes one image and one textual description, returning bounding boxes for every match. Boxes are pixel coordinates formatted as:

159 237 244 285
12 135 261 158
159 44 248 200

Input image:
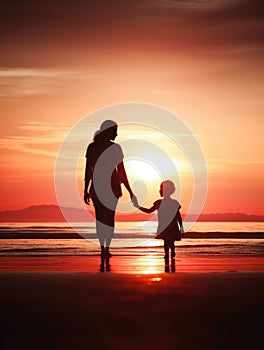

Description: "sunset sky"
0 0 263 215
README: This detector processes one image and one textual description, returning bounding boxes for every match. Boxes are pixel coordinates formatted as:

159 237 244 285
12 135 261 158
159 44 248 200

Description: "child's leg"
164 240 169 258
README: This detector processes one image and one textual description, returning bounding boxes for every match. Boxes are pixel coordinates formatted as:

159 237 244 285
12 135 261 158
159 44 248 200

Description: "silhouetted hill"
187 213 264 222
0 205 263 222
0 205 152 222
0 205 89 222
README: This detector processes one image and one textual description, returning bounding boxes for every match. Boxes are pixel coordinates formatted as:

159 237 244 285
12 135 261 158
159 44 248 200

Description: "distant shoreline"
0 205 263 222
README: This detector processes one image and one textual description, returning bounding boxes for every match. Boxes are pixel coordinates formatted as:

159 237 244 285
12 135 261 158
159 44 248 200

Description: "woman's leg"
93 194 117 254
96 220 106 256
164 240 169 258
105 229 113 248
169 240 176 258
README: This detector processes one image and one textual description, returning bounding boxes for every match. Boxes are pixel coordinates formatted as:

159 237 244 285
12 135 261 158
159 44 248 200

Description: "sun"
125 159 161 182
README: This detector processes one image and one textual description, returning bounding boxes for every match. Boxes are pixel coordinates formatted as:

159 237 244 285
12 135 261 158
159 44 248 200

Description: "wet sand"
1 255 264 349
0 254 264 273
1 271 263 350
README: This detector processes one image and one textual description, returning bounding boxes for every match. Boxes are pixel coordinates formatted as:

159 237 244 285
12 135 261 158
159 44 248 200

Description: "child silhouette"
134 180 184 259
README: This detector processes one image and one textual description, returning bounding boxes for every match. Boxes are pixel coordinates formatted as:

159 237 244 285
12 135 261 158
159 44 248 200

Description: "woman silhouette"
84 120 136 257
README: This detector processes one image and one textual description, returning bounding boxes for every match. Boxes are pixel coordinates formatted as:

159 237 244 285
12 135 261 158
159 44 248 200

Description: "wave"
0 232 263 240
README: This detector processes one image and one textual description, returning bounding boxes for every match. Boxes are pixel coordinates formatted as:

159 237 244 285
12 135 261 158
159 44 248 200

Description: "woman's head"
100 120 118 141
159 180 175 197
100 120 117 131
94 120 118 142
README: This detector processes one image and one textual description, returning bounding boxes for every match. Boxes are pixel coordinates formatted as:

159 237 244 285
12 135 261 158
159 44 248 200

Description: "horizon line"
0 204 263 218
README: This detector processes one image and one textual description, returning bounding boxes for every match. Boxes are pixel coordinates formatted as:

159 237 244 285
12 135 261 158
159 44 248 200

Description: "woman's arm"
84 158 92 205
117 161 135 199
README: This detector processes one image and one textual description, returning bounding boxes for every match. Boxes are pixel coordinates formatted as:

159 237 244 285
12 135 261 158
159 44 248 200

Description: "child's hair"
160 180 175 196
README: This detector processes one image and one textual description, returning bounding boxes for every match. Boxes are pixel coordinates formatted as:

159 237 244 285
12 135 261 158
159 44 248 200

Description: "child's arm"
177 210 184 235
134 199 160 214
134 201 157 214
137 205 156 214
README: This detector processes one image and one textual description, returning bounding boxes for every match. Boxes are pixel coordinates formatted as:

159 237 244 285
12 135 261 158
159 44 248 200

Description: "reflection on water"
104 254 264 274
100 254 111 272
137 255 161 274
1 253 263 273
109 255 177 274
165 257 176 273
150 277 163 282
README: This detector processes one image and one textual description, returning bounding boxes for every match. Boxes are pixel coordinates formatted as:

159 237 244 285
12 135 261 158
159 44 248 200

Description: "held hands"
84 192 90 205
130 193 139 208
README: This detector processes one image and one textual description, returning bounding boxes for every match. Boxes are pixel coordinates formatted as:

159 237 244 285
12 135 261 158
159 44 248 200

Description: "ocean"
0 221 263 257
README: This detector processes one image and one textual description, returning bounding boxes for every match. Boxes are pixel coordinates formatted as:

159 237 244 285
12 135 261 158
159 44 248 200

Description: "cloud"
133 0 239 10
0 67 69 78
0 121 71 157
207 158 264 173
0 67 85 97
1 0 263 62
0 68 55 97
19 121 71 132
134 0 264 16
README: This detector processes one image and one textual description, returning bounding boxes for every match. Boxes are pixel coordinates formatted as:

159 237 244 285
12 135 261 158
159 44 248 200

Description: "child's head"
159 180 175 197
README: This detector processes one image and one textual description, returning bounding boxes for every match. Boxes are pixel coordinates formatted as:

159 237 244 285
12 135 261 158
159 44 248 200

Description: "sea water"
0 221 263 257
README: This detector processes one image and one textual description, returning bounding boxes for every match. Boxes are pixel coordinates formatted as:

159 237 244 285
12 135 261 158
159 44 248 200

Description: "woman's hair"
160 180 176 196
100 120 117 131
94 120 117 142
93 129 100 141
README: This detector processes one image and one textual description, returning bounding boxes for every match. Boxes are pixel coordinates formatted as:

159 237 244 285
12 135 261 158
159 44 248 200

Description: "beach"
1 221 263 349
1 271 263 350
1 0 264 349
0 254 264 273
1 254 264 350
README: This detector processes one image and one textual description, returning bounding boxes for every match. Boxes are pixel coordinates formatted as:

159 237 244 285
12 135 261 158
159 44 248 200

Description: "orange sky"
0 0 263 215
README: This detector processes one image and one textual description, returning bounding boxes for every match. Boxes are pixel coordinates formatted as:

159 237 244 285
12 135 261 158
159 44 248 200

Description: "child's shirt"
153 197 181 240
